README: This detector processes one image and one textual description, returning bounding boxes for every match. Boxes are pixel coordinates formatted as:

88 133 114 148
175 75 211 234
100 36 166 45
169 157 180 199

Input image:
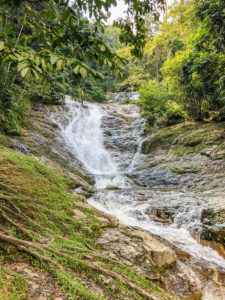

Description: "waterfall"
51 96 130 189
51 96 225 272
62 98 116 175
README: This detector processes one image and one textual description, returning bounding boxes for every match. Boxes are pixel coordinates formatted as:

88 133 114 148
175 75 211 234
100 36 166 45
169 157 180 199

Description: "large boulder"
133 230 177 267
98 228 176 268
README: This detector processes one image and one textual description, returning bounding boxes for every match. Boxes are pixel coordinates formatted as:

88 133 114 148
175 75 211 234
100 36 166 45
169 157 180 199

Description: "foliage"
138 80 185 129
132 0 225 123
88 85 106 103
0 0 165 135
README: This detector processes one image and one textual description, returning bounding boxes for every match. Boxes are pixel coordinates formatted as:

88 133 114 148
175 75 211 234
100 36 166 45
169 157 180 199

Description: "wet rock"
162 261 207 299
202 281 225 300
97 217 111 227
132 230 177 267
12 139 32 155
150 215 173 224
15 103 93 190
131 168 181 187
176 262 206 294
98 228 176 268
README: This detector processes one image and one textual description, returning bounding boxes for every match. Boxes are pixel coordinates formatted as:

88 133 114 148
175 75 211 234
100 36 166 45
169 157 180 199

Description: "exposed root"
0 196 22 214
0 232 161 299
62 244 124 265
0 208 32 239
17 244 59 266
0 232 59 266
88 263 162 300
0 204 53 234
84 241 97 252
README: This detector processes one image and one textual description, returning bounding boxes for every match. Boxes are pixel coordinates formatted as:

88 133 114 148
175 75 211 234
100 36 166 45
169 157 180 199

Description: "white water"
53 96 225 271
88 190 225 270
63 99 116 175
51 96 130 189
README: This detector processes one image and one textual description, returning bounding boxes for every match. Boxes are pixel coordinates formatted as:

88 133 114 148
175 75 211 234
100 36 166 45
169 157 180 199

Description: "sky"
107 0 175 24
70 0 175 24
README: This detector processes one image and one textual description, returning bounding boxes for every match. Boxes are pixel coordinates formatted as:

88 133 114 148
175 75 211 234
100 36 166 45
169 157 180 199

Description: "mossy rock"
147 121 225 156
171 166 201 174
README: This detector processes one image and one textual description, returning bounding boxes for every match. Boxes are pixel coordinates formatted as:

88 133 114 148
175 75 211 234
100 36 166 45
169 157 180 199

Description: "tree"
166 0 225 121
0 0 165 134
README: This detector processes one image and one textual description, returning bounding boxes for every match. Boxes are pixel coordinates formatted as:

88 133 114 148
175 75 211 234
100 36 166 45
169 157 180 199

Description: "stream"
51 96 225 272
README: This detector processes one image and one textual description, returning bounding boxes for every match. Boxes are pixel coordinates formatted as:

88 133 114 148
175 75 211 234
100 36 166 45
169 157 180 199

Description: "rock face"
98 228 176 268
201 281 225 300
106 92 139 102
100 105 225 255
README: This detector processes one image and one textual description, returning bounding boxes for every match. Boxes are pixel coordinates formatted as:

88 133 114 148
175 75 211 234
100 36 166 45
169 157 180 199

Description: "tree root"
0 196 22 214
62 244 124 265
0 204 53 234
0 232 60 266
0 209 32 239
17 244 59 266
0 232 161 299
84 241 96 252
88 263 162 300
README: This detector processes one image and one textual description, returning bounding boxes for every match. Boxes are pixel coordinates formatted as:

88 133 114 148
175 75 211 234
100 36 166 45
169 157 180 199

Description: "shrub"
138 80 186 129
163 101 186 125
88 85 106 103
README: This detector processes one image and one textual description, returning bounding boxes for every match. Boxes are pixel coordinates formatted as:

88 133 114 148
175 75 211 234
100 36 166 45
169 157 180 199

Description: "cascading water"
51 96 130 189
52 96 225 271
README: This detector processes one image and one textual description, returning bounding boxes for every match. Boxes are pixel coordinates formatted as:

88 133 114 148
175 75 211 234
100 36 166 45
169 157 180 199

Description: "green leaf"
0 41 4 51
33 55 41 66
41 58 47 69
34 66 42 74
32 69 39 79
80 67 87 77
50 55 58 65
100 44 106 51
21 67 31 78
73 65 80 74
18 62 28 72
8 54 18 61
72 48 77 56
40 10 56 21
56 59 65 70
61 11 70 23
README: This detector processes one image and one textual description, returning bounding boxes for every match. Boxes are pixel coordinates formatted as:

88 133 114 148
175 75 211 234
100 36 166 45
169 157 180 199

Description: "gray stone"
202 281 225 300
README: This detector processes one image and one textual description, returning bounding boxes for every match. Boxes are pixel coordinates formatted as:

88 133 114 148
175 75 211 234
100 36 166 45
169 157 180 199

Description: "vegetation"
116 0 225 129
142 121 225 157
1 0 225 134
0 0 165 134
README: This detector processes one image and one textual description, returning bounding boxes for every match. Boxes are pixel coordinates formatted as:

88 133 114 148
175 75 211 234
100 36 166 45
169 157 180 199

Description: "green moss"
145 121 225 156
0 265 28 300
171 166 201 174
0 134 13 149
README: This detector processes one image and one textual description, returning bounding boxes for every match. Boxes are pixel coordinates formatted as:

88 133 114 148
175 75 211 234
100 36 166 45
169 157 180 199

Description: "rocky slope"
0 102 224 299
135 122 225 250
